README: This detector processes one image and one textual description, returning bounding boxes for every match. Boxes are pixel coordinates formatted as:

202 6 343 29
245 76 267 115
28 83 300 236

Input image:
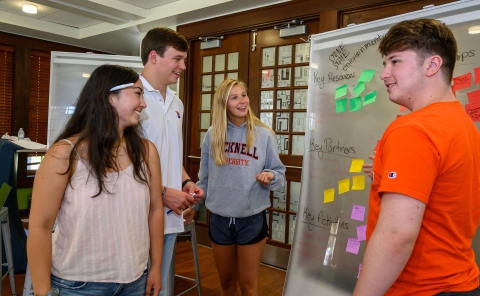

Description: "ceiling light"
468 25 480 34
82 73 90 78
22 4 37 14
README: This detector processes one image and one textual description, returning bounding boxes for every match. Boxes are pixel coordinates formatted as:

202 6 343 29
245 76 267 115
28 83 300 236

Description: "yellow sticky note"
324 188 335 203
352 175 365 190
349 159 365 172
338 178 350 194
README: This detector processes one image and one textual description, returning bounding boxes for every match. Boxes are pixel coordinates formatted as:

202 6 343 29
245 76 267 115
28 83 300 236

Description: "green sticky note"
349 97 362 112
358 70 375 82
336 98 347 113
353 82 366 97
335 84 348 99
363 91 377 105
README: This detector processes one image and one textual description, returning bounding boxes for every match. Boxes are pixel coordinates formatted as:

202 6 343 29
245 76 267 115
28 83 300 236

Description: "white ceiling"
0 0 290 55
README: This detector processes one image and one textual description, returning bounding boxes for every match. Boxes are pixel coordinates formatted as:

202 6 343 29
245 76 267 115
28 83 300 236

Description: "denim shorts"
208 211 268 245
435 286 480 296
51 269 148 296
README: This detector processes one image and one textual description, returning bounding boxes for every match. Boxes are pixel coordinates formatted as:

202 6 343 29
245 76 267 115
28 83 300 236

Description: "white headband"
110 83 134 91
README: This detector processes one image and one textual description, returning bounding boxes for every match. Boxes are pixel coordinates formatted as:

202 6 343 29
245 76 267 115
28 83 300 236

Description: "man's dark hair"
141 27 189 65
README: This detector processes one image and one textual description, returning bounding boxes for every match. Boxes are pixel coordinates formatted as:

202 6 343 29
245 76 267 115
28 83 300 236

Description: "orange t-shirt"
367 101 480 295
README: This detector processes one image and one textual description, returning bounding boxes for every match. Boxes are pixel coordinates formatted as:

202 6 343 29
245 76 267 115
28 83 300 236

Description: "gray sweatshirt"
192 121 286 218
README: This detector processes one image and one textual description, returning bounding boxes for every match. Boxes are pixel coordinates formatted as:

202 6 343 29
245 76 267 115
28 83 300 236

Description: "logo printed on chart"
388 172 396 179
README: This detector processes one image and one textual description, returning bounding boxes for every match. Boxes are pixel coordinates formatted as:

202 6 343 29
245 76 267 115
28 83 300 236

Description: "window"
0 45 14 137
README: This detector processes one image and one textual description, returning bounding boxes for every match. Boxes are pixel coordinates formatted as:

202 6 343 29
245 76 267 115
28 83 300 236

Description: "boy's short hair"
378 18 457 83
141 27 189 65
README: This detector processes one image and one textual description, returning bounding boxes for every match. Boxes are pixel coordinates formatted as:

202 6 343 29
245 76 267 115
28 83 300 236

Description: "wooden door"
185 32 250 224
247 19 318 248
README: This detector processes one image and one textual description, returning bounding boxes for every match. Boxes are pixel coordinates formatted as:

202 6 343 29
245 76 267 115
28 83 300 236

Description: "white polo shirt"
139 75 184 234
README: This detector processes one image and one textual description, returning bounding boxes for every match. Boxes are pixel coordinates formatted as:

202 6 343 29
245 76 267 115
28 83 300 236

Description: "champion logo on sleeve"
388 172 397 179
175 111 181 118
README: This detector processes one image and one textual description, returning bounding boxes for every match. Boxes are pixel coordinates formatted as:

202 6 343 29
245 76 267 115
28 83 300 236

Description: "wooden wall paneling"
0 31 105 54
319 9 339 33
181 39 195 167
340 0 456 27
0 45 14 136
13 46 31 137
183 39 202 165
29 50 51 144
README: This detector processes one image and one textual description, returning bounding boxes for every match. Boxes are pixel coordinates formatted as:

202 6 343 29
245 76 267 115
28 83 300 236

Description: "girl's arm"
259 132 286 191
145 140 164 295
27 142 71 295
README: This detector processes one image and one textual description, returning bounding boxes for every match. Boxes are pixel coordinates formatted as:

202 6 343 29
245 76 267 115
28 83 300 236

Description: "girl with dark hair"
27 64 164 296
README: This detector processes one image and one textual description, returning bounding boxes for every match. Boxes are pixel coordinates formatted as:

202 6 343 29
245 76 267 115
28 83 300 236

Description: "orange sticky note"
465 103 480 122
452 73 472 92
400 105 407 112
475 67 480 84
468 89 480 105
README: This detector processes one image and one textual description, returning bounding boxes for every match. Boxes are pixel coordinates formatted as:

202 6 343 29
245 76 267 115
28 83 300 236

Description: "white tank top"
51 141 150 283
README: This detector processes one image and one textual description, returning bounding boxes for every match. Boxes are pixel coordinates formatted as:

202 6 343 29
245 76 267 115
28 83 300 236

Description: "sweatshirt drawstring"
229 217 236 227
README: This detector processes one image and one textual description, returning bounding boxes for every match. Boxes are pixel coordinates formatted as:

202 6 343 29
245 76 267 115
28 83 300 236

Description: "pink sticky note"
357 263 362 278
475 67 480 84
346 238 361 254
452 73 472 92
399 105 407 112
351 205 366 221
465 103 480 122
357 225 367 241
468 89 480 105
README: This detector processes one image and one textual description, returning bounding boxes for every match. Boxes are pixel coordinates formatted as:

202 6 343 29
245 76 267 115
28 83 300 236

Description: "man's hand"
183 181 204 203
363 153 376 179
256 171 274 186
163 187 194 215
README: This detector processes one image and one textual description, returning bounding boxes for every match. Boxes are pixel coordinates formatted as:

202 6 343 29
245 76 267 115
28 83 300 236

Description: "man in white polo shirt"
139 27 204 296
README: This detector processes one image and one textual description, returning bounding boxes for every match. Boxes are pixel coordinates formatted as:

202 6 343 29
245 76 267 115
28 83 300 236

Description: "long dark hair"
55 64 149 197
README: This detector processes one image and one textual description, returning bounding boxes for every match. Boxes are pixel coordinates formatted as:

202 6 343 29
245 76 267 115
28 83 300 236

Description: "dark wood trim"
181 39 195 167
319 9 339 33
0 31 105 54
177 0 433 39
338 0 454 27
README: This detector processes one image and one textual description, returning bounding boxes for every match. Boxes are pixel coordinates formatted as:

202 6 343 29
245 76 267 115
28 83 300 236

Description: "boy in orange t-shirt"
353 19 480 296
